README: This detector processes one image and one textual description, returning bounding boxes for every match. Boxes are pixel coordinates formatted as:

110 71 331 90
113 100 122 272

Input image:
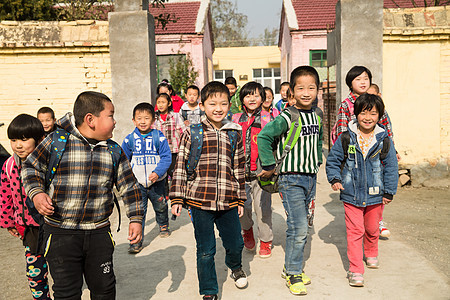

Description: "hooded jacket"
21 112 143 230
326 120 399 207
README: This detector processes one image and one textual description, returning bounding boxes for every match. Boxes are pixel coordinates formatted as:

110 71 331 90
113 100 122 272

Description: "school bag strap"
186 123 239 181
276 106 302 171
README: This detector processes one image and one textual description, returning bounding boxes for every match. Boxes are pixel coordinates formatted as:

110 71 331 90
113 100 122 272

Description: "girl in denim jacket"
326 93 398 287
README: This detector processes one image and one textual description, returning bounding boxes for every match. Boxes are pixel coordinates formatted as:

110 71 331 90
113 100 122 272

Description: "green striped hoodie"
257 107 323 174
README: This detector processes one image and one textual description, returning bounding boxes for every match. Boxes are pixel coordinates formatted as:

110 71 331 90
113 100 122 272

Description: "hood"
348 120 387 140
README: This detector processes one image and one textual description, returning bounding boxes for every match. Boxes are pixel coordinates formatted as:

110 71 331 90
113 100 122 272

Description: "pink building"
149 0 214 88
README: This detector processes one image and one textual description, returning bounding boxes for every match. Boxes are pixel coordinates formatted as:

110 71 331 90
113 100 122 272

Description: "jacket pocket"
370 157 384 194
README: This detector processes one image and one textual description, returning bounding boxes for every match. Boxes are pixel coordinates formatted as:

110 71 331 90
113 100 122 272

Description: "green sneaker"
286 274 307 295
281 266 311 285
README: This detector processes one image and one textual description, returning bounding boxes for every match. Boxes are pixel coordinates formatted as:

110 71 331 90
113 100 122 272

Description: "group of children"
0 65 398 300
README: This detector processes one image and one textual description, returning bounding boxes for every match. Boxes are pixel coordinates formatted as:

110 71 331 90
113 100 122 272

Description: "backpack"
258 106 322 193
331 97 354 144
26 128 123 232
186 123 239 181
339 131 390 171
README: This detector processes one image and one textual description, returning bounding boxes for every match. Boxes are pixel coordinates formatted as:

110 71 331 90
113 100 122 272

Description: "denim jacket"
326 120 398 207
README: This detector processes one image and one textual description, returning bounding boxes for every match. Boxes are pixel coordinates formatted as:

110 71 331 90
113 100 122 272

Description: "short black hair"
201 81 230 104
186 85 200 95
156 93 173 112
37 107 55 119
133 102 155 119
239 81 265 103
369 83 380 94
354 93 384 119
290 66 320 90
263 86 274 98
224 77 237 87
73 91 112 127
280 81 290 88
346 66 372 91
8 114 45 145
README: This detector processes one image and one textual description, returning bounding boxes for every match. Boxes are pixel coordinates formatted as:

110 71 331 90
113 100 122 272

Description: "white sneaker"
379 221 391 238
230 267 248 288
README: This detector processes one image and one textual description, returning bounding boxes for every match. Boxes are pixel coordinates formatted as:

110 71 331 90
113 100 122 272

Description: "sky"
234 0 283 41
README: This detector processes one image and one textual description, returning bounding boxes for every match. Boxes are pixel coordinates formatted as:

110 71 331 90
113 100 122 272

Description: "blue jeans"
190 207 244 296
139 180 168 244
278 173 317 275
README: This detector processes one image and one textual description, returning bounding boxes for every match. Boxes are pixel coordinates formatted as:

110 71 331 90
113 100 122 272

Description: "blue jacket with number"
122 128 172 188
325 120 398 207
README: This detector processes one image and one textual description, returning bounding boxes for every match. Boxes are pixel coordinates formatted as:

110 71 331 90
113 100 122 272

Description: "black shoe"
230 267 248 288
128 243 143 254
203 295 218 300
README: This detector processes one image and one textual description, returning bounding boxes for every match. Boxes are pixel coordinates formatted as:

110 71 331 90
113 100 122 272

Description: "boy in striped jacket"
257 66 323 296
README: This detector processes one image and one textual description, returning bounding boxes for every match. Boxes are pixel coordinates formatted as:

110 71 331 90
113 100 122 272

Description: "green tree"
168 53 199 97
210 0 249 47
0 0 56 21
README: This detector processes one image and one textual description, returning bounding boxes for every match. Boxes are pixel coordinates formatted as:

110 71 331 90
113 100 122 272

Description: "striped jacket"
258 107 323 174
169 117 246 210
21 112 143 230
154 111 186 153
335 92 393 140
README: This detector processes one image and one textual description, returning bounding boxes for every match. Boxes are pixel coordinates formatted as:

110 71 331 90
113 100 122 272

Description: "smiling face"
242 89 263 114
200 93 230 129
37 112 56 133
156 96 171 114
92 101 116 140
280 85 289 100
357 105 379 134
10 137 36 160
133 110 154 134
352 71 370 96
262 89 274 111
292 75 318 110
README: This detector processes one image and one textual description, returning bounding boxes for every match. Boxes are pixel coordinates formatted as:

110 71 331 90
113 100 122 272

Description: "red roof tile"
291 0 448 31
149 1 201 35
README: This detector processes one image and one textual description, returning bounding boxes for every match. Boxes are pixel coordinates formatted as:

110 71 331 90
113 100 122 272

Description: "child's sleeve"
325 136 345 185
169 129 191 206
380 111 394 141
257 114 289 169
22 135 53 200
233 132 246 207
318 116 323 165
115 150 143 224
382 138 399 199
153 131 172 178
177 113 187 136
335 103 351 138
121 135 133 161
0 161 14 229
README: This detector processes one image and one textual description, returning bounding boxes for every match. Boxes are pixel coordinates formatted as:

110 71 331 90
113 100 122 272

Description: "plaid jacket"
154 111 186 153
335 92 394 140
21 113 143 230
169 117 246 210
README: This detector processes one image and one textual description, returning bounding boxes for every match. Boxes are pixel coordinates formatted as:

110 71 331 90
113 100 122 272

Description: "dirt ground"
1 184 449 299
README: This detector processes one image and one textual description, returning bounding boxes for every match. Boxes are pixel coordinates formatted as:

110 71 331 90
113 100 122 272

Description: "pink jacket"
154 111 186 153
0 155 39 232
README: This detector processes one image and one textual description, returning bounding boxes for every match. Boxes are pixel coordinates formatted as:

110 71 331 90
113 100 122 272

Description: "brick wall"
0 21 111 154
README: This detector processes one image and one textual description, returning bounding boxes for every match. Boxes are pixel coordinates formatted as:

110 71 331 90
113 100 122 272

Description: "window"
252 68 281 93
157 54 184 83
214 70 234 82
310 50 327 68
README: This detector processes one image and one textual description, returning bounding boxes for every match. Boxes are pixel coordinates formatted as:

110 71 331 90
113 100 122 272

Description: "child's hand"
171 204 182 216
33 192 54 215
128 222 142 244
148 172 159 183
257 168 275 179
238 206 244 217
382 197 392 205
184 120 190 127
396 153 401 162
7 227 19 238
332 182 344 191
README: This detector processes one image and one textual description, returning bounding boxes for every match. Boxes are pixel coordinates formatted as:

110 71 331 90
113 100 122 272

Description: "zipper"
81 145 94 222
215 129 220 211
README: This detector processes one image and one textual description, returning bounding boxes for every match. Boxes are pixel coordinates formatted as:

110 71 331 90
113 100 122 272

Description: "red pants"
344 202 383 274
